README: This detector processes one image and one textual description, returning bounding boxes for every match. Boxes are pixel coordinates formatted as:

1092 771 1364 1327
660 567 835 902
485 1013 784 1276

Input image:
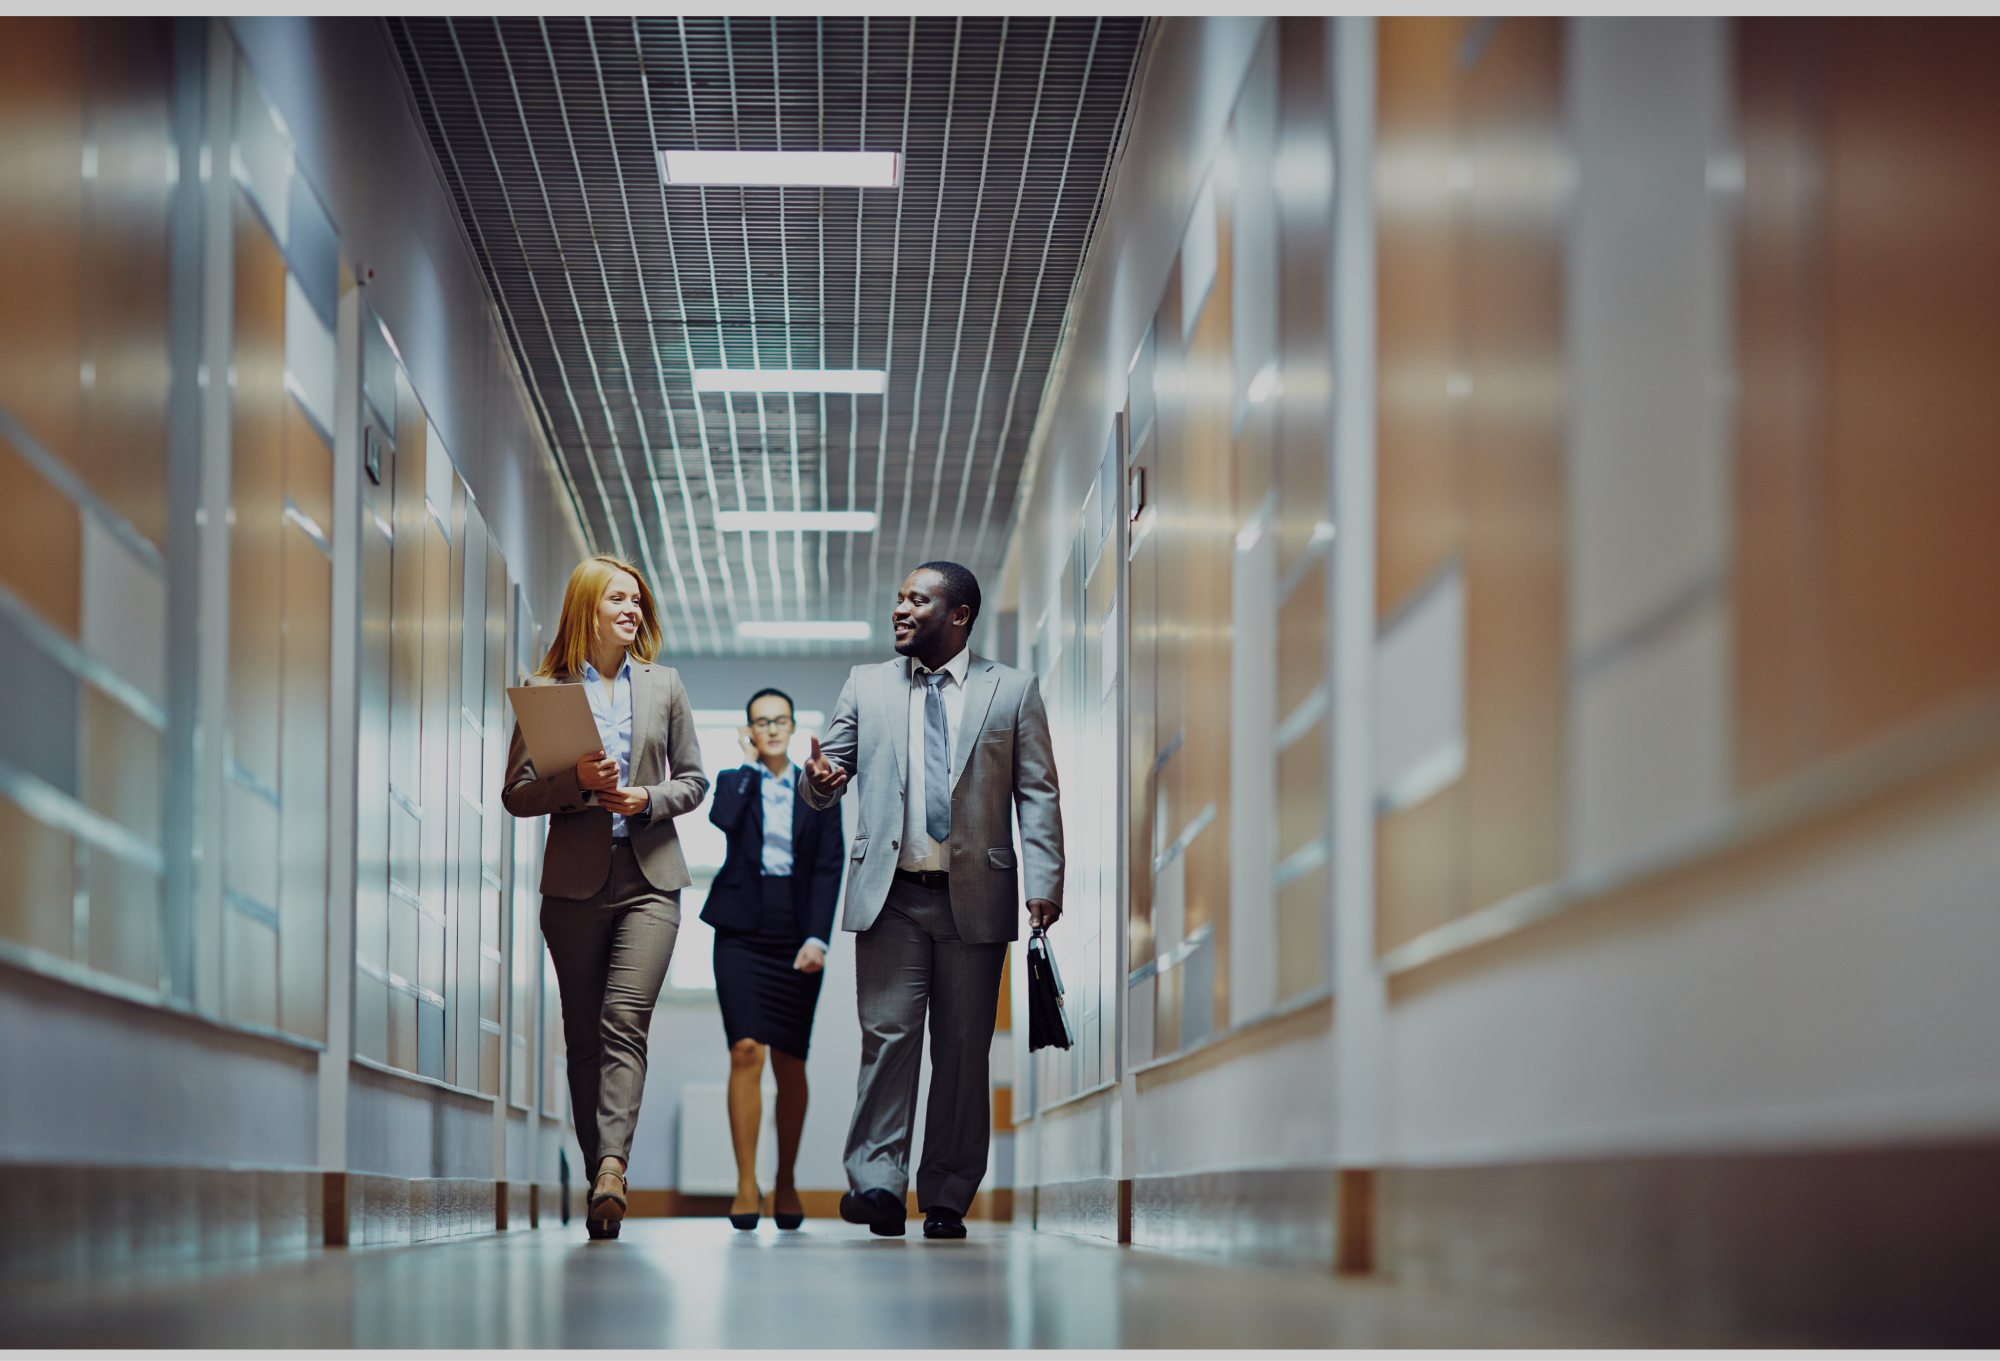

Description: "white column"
1329 14 1387 1172
193 18 237 1016
318 272 364 1176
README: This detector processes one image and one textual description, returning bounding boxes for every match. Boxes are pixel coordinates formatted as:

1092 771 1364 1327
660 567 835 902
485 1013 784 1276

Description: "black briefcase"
1026 925 1072 1052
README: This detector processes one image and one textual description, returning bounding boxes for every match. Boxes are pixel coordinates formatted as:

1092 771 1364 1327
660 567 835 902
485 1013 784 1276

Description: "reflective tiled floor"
0 1218 1698 1349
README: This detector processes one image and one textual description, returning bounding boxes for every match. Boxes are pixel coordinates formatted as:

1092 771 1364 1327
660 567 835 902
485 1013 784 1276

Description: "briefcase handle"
1028 924 1063 998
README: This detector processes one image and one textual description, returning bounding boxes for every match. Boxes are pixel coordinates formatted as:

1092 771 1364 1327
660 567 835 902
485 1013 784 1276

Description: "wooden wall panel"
229 198 288 793
1270 17 1333 1004
1736 19 2000 788
1374 17 1566 950
0 442 82 638
0 794 75 959
1274 16 1334 582
279 519 331 1043
1374 18 1463 619
1822 22 2000 749
1376 783 1461 956
1458 17 1567 914
1373 19 1468 955
0 18 84 471
1731 18 1825 789
79 19 173 551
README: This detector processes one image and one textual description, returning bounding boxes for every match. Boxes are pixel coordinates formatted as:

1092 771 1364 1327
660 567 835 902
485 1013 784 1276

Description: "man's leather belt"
896 868 949 890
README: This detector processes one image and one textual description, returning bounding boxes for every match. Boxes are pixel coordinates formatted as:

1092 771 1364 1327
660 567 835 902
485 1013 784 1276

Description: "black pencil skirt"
713 877 825 1059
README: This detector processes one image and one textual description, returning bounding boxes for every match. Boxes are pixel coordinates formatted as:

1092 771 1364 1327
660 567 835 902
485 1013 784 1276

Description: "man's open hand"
804 735 850 800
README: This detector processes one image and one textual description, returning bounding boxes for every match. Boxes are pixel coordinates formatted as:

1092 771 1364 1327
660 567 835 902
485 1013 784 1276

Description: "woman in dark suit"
705 686 844 1230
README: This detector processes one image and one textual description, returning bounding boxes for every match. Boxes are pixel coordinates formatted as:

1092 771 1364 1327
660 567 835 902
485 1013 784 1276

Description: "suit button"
891 840 899 849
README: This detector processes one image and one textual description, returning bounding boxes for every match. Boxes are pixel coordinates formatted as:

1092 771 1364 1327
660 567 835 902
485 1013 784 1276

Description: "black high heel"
586 1217 621 1240
729 1187 760 1231
774 1211 804 1230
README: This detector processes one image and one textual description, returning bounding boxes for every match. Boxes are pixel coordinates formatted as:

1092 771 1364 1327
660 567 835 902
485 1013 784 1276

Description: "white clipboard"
506 683 606 778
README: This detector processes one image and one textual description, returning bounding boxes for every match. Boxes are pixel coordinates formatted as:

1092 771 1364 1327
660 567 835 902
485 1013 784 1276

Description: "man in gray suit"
802 561 1063 1239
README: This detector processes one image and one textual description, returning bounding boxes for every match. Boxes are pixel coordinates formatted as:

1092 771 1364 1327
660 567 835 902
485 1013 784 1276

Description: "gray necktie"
921 669 951 845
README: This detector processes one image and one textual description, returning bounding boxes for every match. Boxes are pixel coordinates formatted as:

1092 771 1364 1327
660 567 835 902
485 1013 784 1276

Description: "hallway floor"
0 1217 1712 1348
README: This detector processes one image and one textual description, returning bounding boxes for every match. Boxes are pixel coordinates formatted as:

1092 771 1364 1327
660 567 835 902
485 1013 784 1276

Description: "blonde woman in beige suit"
503 555 708 1240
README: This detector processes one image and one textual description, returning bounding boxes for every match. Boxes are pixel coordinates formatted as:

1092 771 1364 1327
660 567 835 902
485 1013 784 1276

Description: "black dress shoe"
922 1207 967 1240
839 1188 907 1236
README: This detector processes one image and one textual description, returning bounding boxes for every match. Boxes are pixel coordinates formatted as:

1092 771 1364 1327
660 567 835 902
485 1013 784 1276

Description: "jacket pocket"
851 835 869 861
987 846 1016 870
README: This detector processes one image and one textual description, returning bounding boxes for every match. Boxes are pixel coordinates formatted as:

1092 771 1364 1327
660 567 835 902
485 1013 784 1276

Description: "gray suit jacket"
803 652 1063 945
501 662 709 900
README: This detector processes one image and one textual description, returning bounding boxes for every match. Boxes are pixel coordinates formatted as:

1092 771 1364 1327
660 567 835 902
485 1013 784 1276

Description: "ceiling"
386 16 1147 654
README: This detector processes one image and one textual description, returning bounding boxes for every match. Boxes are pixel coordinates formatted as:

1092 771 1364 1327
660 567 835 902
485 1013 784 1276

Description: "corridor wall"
0 17 590 1280
1006 14 2000 1341
1003 14 1343 1251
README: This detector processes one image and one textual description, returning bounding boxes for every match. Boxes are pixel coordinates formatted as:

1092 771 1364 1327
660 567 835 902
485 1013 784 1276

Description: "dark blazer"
702 764 844 943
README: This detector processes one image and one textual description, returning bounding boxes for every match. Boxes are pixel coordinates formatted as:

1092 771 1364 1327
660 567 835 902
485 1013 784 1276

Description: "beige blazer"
501 661 709 900
801 652 1063 945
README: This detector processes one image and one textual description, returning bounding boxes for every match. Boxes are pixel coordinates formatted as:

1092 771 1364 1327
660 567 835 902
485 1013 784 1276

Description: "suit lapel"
888 658 909 785
629 662 653 780
952 655 1001 791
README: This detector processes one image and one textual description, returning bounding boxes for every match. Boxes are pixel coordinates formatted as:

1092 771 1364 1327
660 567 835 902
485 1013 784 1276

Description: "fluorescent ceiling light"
715 510 877 533
694 368 887 395
661 149 900 188
736 620 873 643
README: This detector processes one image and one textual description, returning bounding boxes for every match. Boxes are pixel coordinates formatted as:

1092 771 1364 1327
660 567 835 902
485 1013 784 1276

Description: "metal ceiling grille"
387 16 1146 653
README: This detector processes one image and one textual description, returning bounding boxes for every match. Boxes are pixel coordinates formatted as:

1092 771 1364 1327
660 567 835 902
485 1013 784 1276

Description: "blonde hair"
536 555 663 678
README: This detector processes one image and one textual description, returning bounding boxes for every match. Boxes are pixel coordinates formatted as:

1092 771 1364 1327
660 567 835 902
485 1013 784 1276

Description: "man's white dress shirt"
899 647 969 873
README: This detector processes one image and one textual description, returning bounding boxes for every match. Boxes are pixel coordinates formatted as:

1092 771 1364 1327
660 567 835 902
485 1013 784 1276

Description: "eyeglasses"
748 716 794 732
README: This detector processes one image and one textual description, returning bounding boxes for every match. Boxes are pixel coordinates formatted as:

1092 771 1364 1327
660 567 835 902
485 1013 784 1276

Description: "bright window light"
694 369 887 395
715 510 877 533
661 149 900 188
735 620 873 643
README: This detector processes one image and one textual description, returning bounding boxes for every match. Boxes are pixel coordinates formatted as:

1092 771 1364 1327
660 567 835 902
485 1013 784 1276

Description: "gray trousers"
845 876 1008 1214
540 842 680 1171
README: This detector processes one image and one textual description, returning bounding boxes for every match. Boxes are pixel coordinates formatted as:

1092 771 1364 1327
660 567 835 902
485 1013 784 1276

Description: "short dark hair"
745 687 795 724
914 560 981 628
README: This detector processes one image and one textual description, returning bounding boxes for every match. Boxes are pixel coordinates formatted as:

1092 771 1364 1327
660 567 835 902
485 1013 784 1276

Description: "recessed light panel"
660 149 900 188
715 510 878 533
735 620 874 643
694 369 887 395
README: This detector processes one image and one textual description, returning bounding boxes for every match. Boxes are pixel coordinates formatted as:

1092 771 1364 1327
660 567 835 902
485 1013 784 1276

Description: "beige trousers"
540 842 680 1169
